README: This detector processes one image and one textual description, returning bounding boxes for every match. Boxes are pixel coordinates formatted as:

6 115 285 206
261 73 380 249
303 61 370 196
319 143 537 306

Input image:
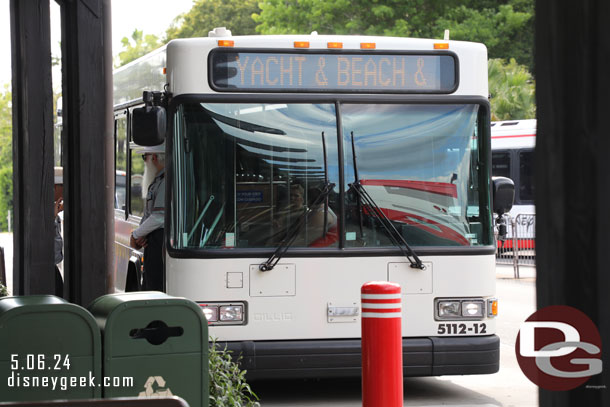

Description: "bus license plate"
437 323 487 335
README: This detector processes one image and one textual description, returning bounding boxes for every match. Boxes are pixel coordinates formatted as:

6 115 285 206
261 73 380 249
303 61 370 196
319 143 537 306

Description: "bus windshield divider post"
259 182 335 272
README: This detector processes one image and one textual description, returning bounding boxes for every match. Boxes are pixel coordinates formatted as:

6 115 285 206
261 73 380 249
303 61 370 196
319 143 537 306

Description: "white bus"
112 28 512 379
491 119 535 249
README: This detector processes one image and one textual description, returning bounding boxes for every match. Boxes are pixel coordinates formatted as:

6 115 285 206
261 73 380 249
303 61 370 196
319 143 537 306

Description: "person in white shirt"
130 143 165 291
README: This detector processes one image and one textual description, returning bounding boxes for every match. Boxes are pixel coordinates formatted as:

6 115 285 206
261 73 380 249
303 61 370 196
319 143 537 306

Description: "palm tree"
488 58 536 121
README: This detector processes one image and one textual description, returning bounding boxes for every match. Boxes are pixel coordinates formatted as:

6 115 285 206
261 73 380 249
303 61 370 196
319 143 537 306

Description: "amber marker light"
294 41 310 48
327 42 343 49
433 43 450 50
360 42 376 50
162 67 167 75
217 40 234 47
488 298 498 317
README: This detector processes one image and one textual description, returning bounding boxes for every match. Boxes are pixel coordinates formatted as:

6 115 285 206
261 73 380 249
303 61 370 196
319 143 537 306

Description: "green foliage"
254 0 417 36
0 283 8 297
255 0 534 72
436 2 534 73
208 338 260 407
0 166 13 232
488 58 535 120
0 85 12 232
166 0 260 40
116 29 163 67
0 85 11 156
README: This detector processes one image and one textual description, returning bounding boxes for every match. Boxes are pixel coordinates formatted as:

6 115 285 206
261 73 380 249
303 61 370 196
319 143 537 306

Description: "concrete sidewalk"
496 263 536 280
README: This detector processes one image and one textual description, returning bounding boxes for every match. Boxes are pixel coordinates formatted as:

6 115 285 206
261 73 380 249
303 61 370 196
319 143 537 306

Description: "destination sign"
210 50 456 93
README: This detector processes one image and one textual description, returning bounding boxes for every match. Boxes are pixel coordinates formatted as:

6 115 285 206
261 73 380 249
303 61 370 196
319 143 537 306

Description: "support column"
60 0 114 305
10 0 55 295
536 1 610 405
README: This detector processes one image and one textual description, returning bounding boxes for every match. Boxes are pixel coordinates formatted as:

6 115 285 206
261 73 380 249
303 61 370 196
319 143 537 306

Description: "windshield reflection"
171 102 490 251
343 104 480 247
172 103 339 249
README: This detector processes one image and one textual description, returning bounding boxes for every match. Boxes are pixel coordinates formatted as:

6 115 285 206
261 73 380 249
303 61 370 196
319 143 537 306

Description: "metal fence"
495 214 536 278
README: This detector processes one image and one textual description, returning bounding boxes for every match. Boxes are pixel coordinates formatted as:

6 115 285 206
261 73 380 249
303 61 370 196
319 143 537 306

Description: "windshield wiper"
349 182 424 269
259 182 335 271
349 132 424 270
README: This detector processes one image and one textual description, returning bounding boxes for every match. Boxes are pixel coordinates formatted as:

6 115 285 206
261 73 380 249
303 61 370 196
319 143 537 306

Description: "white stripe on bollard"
361 312 403 318
361 293 402 300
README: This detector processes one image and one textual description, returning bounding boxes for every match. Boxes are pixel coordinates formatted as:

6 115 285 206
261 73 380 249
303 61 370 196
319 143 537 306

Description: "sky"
0 0 196 87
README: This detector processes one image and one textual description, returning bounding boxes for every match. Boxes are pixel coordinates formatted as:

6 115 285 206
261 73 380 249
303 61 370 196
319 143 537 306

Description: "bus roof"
491 119 536 150
113 45 167 107
113 32 489 106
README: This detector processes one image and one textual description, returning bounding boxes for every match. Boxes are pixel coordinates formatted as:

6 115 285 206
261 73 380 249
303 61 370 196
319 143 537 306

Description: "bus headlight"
461 300 484 318
435 298 487 320
438 301 461 318
220 305 244 322
198 302 246 325
199 305 219 322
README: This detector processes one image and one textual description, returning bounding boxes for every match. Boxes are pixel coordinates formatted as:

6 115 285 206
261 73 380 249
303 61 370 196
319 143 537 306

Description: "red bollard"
361 281 403 407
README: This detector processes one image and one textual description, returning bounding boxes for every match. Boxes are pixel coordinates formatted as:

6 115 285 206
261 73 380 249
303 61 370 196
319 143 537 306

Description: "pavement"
495 263 536 281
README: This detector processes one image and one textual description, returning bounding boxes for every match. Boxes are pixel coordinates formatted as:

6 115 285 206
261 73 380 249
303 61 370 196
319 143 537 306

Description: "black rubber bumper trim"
219 335 499 380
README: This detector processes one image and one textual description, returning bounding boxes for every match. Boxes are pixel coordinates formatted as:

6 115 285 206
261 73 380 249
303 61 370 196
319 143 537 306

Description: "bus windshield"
171 102 491 250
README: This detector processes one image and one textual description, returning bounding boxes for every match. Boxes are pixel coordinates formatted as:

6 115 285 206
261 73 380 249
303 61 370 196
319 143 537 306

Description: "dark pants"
55 266 63 297
143 228 164 291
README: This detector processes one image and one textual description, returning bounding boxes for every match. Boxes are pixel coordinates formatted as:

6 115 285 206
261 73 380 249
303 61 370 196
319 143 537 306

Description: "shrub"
209 337 260 407
0 166 12 231
0 283 8 297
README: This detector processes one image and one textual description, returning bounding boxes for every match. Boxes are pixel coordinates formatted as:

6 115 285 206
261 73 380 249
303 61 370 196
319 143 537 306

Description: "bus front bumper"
222 335 499 380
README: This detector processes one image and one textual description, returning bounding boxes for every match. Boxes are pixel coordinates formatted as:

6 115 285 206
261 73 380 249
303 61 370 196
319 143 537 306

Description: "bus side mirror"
132 105 166 146
492 176 515 216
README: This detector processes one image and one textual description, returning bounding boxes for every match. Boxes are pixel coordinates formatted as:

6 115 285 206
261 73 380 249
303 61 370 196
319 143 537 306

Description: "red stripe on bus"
381 208 470 246
359 179 458 198
497 238 536 250
491 134 536 139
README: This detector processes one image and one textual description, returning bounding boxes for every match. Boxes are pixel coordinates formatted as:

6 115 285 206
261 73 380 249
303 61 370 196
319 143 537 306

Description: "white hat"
130 141 165 154
54 167 63 184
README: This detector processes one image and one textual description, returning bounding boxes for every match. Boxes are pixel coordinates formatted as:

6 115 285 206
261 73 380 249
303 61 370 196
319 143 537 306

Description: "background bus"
491 119 535 249
112 29 509 379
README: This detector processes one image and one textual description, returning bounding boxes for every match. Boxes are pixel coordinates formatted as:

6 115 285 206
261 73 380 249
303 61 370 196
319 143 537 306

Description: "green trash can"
88 292 208 407
0 295 102 401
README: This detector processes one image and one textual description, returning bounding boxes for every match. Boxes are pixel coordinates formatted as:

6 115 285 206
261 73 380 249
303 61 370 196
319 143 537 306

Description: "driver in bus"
130 143 165 291
273 183 337 246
